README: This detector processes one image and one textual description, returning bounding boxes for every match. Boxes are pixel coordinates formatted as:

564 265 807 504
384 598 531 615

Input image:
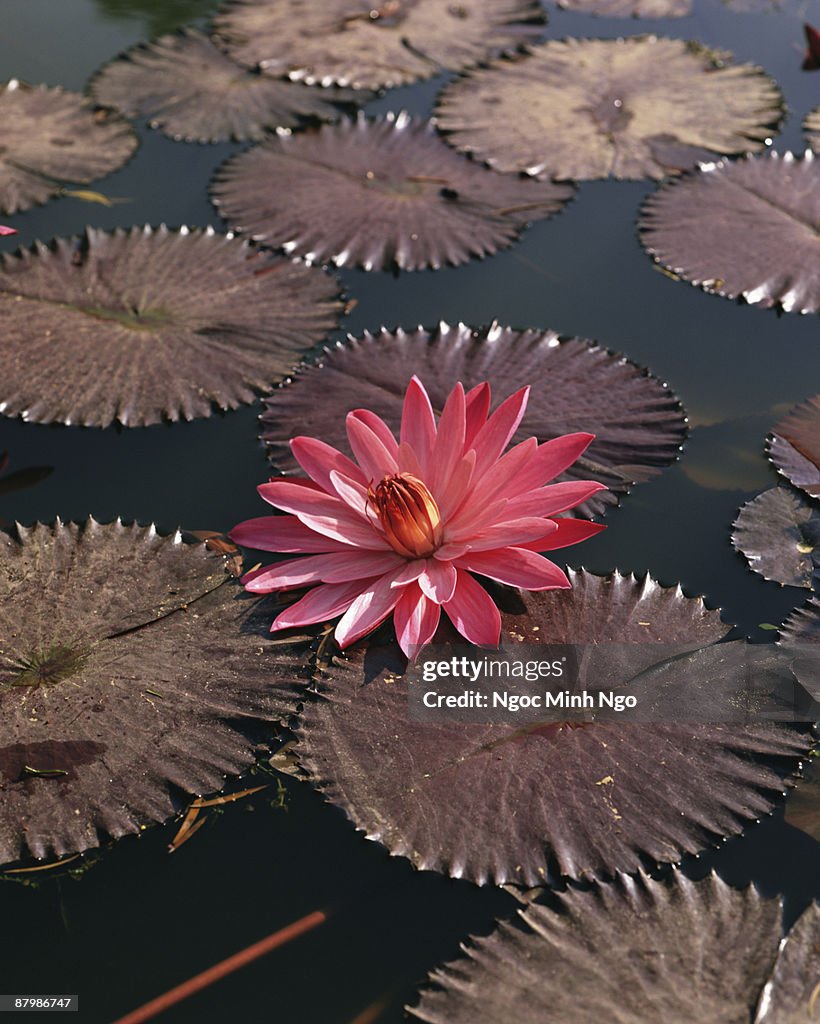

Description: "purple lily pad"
640 152 820 314
89 28 365 144
0 225 343 427
806 108 820 152
555 0 691 15
769 395 820 497
0 519 307 865
408 873 815 1023
0 79 137 215
732 487 820 589
296 572 809 884
779 598 820 702
211 113 574 271
754 902 820 1022
259 323 687 518
214 0 546 91
436 37 782 181
783 758 820 844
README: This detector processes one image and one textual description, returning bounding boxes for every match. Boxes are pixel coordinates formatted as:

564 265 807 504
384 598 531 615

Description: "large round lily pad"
0 225 343 427
0 79 137 215
769 395 820 497
0 519 306 865
296 572 809 884
436 37 782 180
409 874 817 1023
89 28 362 143
640 152 820 314
732 487 820 589
555 0 691 15
260 323 687 518
214 0 546 90
212 114 574 271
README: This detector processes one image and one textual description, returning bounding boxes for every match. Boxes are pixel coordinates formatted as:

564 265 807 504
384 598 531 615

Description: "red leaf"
803 23 820 70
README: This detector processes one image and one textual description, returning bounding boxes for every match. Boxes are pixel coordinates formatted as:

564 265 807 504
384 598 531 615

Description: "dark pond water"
0 0 818 1021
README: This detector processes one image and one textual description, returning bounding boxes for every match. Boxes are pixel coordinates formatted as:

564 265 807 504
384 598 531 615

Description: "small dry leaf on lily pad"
806 108 820 152
554 0 691 17
408 873 819 1023
259 323 687 519
296 572 810 884
88 28 367 144
640 152 820 314
0 225 343 427
0 519 307 865
214 0 546 91
211 113 574 271
769 395 820 497
435 37 782 181
732 487 820 589
0 80 137 215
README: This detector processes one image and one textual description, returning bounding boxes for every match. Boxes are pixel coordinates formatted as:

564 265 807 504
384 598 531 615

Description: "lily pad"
89 28 364 144
0 79 137 215
259 323 687 518
0 519 306 865
806 108 820 151
732 487 820 588
778 598 820 702
640 152 820 314
296 572 809 884
555 0 691 16
408 873 816 1023
211 113 574 271
436 37 782 181
769 395 820 497
783 758 820 843
0 225 343 427
214 0 546 90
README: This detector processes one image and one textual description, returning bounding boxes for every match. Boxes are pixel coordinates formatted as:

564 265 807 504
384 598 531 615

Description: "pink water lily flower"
230 377 606 657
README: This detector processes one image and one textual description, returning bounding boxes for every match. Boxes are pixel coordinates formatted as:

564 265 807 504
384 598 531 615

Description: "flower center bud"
368 473 442 558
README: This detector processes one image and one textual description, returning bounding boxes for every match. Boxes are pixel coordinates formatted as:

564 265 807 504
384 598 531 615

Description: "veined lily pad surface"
214 0 546 90
259 323 687 518
211 114 574 271
296 573 809 884
89 28 364 143
0 79 137 215
409 874 819 1023
806 107 820 152
0 520 305 865
732 487 820 588
0 226 343 427
555 0 691 16
640 152 820 314
435 37 782 181
769 395 820 496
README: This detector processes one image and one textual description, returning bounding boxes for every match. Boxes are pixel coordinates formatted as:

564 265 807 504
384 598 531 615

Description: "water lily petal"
506 480 607 518
229 514 354 553
470 386 529 477
436 449 476 522
418 559 458 604
505 432 596 496
258 480 388 548
328 469 370 517
335 567 407 648
290 435 366 491
469 436 538 504
272 578 377 631
429 382 466 494
351 408 400 460
457 517 560 552
443 569 501 646
464 381 492 450
455 547 571 589
518 519 607 551
394 584 441 659
243 549 403 591
347 412 400 482
400 375 436 473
